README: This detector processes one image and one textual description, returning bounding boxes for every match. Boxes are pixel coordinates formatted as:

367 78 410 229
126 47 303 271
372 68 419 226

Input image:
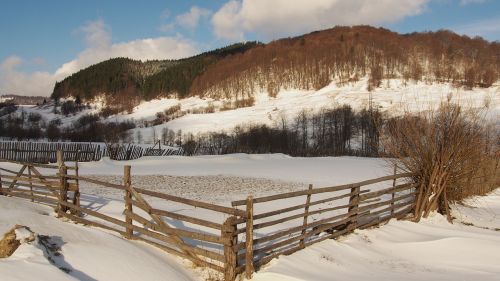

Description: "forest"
50 26 499 115
51 42 260 114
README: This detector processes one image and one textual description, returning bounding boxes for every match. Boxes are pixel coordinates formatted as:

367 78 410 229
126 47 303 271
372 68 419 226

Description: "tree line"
168 105 382 157
0 110 135 143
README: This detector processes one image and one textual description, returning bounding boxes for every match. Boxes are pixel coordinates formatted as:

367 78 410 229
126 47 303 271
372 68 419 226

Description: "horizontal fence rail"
0 155 417 281
229 165 416 279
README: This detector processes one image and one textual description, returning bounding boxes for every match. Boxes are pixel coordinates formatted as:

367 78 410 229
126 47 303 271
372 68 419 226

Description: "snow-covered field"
1 155 499 281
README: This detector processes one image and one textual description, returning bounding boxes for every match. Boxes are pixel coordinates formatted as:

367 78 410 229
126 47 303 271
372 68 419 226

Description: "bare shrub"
383 104 498 222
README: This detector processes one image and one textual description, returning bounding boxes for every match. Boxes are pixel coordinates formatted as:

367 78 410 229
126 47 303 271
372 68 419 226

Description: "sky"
0 0 499 97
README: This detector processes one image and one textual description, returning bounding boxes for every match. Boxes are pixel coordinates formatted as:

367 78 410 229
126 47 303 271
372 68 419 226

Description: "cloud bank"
0 19 198 97
212 0 430 41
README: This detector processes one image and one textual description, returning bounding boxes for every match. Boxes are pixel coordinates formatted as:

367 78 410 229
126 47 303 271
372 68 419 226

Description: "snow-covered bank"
452 189 500 230
253 191 500 281
2 189 499 281
1 154 499 281
0 196 197 281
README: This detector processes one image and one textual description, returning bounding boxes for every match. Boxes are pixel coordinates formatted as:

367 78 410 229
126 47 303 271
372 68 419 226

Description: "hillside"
51 42 260 113
50 25 500 114
2 26 498 148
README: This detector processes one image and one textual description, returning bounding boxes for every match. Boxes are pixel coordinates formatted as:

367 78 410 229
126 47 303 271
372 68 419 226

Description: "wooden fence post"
73 159 81 216
245 196 254 279
391 164 397 217
347 185 361 232
222 216 237 281
0 170 3 195
300 184 313 248
57 150 69 215
124 165 133 238
28 166 33 202
58 165 68 216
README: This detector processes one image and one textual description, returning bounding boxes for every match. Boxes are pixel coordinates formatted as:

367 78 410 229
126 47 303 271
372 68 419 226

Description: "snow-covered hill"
7 78 499 143
118 79 500 142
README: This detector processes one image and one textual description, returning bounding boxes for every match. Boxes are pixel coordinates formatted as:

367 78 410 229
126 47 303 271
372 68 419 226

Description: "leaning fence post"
222 216 237 281
124 165 133 238
347 185 361 232
245 196 254 279
391 163 397 217
300 184 313 248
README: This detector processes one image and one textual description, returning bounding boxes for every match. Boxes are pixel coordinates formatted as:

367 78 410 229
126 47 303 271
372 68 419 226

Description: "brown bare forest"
190 26 499 99
52 26 499 110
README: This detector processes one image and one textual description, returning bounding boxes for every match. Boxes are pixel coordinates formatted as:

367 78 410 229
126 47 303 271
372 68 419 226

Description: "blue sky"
0 0 499 96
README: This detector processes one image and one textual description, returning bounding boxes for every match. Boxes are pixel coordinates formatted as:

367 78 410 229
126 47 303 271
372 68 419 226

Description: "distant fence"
0 142 182 163
0 142 103 163
0 155 417 281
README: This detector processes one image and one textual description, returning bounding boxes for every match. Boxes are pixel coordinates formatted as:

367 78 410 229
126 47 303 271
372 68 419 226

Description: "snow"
75 154 391 187
1 155 499 280
125 79 499 141
252 212 500 281
0 197 197 281
452 189 500 230
13 227 34 243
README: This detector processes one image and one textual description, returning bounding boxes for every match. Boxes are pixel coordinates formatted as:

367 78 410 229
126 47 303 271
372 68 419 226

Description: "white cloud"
161 6 212 32
212 0 430 41
459 0 486 5
176 6 212 30
0 19 198 97
0 56 55 97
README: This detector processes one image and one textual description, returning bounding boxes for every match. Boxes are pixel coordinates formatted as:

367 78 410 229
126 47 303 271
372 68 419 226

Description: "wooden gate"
0 153 80 212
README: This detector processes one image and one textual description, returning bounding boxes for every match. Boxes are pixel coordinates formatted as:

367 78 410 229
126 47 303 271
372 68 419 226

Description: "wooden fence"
0 141 103 163
0 142 183 163
0 155 417 281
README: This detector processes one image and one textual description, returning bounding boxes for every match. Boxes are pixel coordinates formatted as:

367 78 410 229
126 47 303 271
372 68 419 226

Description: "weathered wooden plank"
134 187 245 216
125 209 225 245
232 189 369 225
300 185 312 248
2 189 59 205
63 174 126 190
245 196 254 279
231 172 414 206
358 192 416 213
124 166 133 237
131 235 225 273
124 210 225 262
359 182 416 201
151 208 222 230
222 217 237 281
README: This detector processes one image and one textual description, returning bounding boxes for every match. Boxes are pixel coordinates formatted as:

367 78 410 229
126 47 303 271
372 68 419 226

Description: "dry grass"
0 225 35 258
